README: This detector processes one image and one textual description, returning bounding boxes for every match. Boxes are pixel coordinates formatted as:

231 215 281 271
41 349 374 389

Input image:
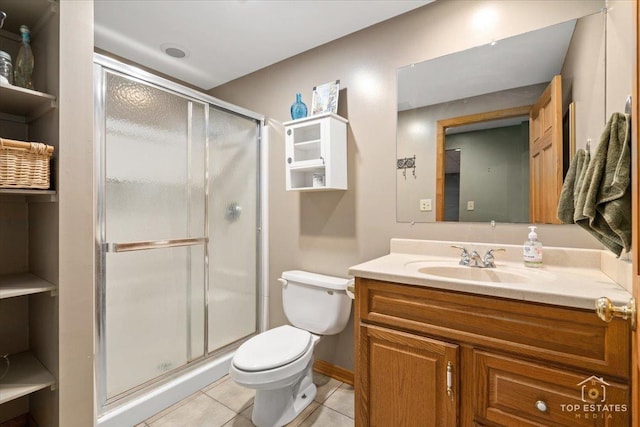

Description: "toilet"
229 270 353 427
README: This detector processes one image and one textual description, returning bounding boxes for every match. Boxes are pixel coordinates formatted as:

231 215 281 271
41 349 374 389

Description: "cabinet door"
357 324 458 426
285 120 323 165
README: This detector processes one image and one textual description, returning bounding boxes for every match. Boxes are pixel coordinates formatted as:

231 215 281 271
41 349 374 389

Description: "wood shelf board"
0 189 57 203
0 83 57 119
0 273 56 299
0 189 55 195
0 351 55 405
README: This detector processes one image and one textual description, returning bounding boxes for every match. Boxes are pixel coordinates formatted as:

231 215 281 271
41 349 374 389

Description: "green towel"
578 113 631 256
557 148 589 223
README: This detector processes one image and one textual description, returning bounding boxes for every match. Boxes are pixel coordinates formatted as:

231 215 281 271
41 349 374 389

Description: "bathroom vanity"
349 239 633 427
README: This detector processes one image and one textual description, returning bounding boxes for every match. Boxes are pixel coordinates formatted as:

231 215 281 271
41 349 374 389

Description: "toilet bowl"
229 270 353 427
230 325 319 426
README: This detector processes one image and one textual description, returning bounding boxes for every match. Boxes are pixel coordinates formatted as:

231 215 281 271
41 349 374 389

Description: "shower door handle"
104 237 208 253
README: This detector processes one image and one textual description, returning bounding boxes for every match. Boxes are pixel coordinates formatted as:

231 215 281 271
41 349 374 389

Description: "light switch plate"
467 201 475 211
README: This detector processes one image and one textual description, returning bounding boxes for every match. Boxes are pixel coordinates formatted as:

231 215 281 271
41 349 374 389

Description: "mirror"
396 9 606 224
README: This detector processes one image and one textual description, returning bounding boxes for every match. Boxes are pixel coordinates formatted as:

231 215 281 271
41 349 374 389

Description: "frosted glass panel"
102 71 207 400
104 72 205 242
105 245 205 398
208 108 259 352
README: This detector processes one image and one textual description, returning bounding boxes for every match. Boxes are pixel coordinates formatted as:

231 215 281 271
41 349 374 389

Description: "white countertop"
348 239 633 310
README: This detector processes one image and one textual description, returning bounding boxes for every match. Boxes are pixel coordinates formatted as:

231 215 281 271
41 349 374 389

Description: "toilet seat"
233 325 312 371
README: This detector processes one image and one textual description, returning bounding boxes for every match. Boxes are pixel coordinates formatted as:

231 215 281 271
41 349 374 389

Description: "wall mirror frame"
396 3 608 225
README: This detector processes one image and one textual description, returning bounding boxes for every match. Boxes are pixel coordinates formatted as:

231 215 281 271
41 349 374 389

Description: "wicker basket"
0 137 54 189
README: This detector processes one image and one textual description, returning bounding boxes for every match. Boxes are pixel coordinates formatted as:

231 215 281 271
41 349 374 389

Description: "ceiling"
94 0 433 90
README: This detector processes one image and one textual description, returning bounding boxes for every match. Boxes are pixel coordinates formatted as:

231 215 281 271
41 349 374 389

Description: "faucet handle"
451 245 470 265
451 245 469 255
483 248 506 267
485 248 506 256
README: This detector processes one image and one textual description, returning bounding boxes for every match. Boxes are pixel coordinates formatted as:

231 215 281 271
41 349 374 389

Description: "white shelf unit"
284 112 348 191
0 1 60 425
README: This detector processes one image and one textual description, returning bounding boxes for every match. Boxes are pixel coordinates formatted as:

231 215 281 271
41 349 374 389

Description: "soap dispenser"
523 226 543 268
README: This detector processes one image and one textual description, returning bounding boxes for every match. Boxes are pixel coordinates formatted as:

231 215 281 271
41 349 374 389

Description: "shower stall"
93 54 266 426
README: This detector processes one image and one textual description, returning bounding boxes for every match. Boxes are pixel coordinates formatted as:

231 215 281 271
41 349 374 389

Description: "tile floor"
134 372 354 427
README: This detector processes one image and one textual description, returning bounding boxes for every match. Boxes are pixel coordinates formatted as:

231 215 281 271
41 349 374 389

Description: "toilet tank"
281 270 353 335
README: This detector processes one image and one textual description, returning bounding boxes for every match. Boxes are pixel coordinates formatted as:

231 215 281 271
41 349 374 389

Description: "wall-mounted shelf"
284 113 348 191
0 352 56 404
0 83 57 122
0 273 57 299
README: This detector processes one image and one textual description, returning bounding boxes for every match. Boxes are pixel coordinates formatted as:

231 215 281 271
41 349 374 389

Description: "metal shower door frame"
93 53 265 413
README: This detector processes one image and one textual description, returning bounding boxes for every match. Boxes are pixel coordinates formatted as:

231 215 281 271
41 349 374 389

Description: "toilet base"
251 359 317 427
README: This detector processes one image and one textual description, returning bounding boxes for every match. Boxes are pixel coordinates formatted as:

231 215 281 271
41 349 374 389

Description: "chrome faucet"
452 246 505 268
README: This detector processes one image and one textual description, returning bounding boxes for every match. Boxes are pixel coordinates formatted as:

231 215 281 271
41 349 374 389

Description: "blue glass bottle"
290 93 308 120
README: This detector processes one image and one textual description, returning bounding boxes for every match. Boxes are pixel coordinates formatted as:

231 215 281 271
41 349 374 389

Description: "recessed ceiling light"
161 43 189 59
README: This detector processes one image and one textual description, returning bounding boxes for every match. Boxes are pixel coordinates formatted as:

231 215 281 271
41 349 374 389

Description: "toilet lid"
233 325 312 371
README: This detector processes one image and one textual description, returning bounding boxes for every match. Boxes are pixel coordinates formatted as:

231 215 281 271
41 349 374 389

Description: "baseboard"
313 360 354 386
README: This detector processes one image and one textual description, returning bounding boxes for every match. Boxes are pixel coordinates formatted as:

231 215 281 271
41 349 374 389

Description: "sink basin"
417 265 533 284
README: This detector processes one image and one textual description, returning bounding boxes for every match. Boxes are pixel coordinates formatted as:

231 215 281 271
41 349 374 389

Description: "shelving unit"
284 112 348 191
0 1 60 425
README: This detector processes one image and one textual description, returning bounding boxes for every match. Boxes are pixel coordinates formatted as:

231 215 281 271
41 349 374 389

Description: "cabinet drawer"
474 351 630 427
356 278 630 378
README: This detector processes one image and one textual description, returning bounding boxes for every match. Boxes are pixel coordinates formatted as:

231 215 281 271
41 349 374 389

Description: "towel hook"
625 95 632 115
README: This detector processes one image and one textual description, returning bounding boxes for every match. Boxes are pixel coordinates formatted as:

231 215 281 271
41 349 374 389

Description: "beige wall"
210 0 618 370
606 0 634 117
561 11 606 151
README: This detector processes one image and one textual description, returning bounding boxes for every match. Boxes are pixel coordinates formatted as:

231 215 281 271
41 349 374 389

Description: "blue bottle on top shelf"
290 93 308 120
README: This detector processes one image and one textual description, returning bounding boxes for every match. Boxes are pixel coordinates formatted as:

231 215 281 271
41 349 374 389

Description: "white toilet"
229 270 353 427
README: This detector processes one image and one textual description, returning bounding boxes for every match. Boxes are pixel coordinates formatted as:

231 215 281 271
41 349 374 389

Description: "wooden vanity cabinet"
354 278 631 427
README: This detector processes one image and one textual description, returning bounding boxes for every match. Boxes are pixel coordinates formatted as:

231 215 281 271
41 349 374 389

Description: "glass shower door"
100 71 207 400
207 107 259 352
